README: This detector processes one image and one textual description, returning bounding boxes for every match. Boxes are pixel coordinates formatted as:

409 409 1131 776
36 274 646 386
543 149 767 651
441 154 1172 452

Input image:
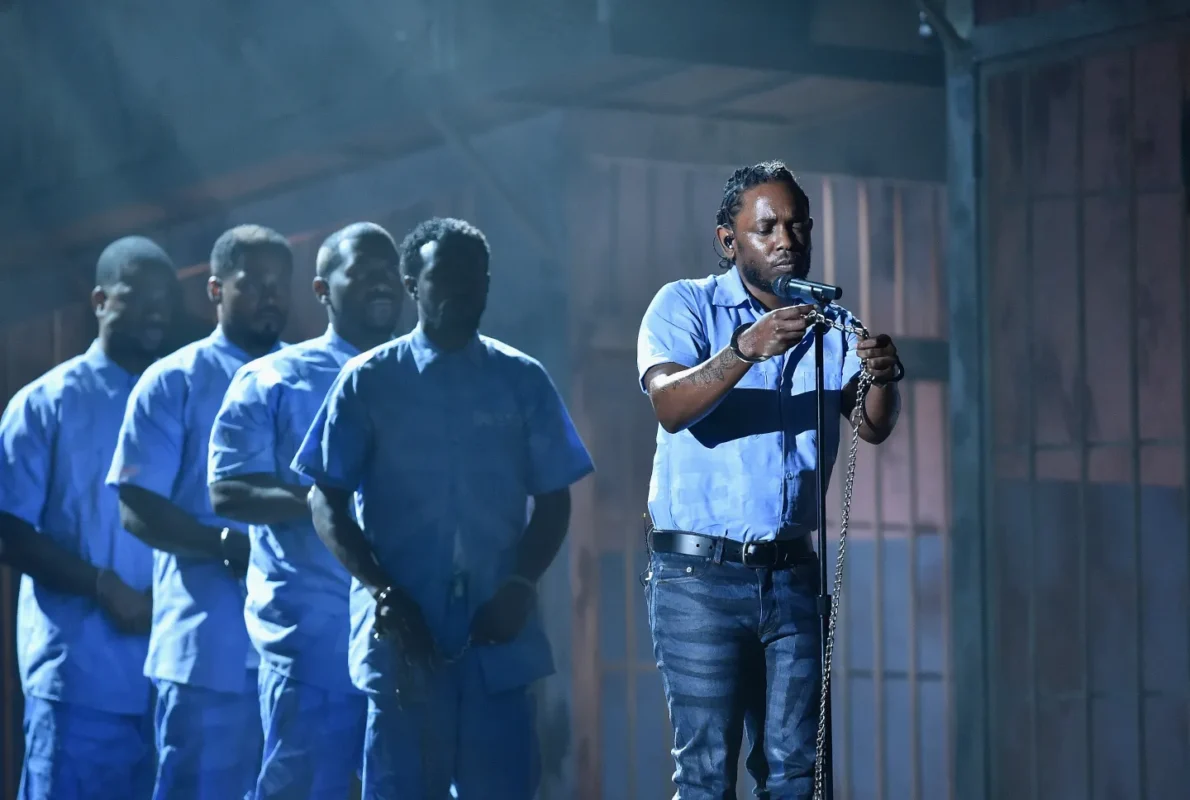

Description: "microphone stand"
811 297 835 800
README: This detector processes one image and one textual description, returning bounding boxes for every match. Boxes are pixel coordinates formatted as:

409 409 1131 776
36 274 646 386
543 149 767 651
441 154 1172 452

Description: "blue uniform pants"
152 677 261 800
18 695 154 800
646 551 822 800
253 666 366 799
361 653 539 799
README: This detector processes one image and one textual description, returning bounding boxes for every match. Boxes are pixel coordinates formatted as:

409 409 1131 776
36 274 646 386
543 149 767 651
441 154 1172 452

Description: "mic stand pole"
812 305 835 800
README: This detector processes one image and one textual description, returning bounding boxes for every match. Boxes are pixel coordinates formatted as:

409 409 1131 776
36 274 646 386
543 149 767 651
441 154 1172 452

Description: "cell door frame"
953 5 1190 800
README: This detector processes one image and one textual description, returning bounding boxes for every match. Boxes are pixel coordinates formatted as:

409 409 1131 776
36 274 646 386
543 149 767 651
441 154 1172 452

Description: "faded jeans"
646 549 822 800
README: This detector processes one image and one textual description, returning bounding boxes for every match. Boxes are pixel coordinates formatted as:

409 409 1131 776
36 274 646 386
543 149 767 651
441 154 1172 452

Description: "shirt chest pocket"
467 401 525 467
735 358 774 390
790 337 846 395
384 391 525 473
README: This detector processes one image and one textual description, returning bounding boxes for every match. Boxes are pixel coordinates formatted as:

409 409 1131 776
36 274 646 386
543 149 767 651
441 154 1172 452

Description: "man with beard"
108 225 293 800
637 161 903 799
0 237 178 799
292 217 593 799
207 223 402 799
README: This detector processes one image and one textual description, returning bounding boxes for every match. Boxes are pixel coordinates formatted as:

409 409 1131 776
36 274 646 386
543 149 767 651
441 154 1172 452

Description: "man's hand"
470 579 537 645
737 305 816 360
95 569 152 635
374 586 438 664
856 334 901 384
219 529 251 579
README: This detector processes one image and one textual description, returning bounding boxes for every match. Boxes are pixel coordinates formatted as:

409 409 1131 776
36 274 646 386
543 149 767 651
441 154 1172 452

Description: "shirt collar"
83 339 136 384
320 325 361 360
409 324 483 372
711 267 765 311
209 325 282 362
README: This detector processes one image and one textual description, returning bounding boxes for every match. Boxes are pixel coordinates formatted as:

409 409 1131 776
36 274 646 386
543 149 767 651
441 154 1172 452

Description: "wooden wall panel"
983 32 1190 800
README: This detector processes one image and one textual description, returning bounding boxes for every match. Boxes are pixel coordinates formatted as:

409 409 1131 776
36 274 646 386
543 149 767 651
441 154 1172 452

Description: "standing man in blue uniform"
292 217 594 799
208 222 403 799
0 236 178 799
107 225 293 800
638 161 904 799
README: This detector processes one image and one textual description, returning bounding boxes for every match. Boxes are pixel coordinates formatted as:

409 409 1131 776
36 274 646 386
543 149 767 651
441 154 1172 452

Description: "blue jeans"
646 550 822 800
18 695 155 800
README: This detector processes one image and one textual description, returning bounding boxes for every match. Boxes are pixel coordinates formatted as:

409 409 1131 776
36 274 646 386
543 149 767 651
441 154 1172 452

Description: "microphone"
771 274 843 303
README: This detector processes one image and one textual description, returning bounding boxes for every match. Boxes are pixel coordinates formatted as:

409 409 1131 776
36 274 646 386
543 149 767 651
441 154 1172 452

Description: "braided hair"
715 160 809 269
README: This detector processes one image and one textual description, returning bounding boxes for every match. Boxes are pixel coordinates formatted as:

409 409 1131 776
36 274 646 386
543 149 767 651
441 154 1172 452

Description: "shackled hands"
735 305 903 385
856 334 901 385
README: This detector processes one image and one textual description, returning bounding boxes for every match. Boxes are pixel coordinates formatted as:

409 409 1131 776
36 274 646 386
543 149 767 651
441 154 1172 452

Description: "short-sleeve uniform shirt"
208 327 359 693
292 326 594 696
0 341 154 714
108 327 285 693
637 267 863 542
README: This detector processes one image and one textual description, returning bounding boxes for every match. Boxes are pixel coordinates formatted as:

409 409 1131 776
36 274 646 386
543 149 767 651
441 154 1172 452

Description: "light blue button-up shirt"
0 341 154 715
291 326 594 696
107 327 284 694
637 267 862 543
208 327 359 695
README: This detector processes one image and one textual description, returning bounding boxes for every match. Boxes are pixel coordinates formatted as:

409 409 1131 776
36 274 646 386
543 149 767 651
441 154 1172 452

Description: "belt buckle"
741 541 777 568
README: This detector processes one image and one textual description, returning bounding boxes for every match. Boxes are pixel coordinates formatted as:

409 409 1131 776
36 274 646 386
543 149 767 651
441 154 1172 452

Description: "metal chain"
806 307 874 800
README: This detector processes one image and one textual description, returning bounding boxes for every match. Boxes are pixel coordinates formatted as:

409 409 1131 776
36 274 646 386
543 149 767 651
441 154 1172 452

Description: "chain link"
806 307 873 800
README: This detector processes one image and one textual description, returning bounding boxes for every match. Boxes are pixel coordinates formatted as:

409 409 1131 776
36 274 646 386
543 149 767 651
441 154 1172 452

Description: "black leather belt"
648 528 815 569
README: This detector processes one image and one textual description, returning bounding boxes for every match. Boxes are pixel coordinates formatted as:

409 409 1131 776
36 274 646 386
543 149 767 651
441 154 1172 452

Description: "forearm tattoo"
656 349 737 393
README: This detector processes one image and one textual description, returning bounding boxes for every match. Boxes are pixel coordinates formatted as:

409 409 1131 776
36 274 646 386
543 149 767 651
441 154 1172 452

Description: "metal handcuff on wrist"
731 306 903 800
371 574 538 667
218 527 235 571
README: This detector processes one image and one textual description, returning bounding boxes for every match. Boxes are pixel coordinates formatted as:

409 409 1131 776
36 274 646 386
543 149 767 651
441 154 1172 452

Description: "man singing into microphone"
638 160 903 799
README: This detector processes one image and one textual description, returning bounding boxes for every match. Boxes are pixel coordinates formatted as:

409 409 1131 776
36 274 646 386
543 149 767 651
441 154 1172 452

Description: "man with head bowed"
208 222 404 798
108 224 294 800
292 217 594 799
638 160 904 799
0 236 179 799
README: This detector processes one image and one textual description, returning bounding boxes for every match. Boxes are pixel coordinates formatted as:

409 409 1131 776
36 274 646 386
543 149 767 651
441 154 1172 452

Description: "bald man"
209 223 403 798
0 237 179 799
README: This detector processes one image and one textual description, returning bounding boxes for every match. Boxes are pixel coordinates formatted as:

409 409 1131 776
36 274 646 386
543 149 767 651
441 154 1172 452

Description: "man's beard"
740 247 813 295
741 264 774 294
107 322 168 359
360 301 398 333
240 324 282 351
423 300 484 340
